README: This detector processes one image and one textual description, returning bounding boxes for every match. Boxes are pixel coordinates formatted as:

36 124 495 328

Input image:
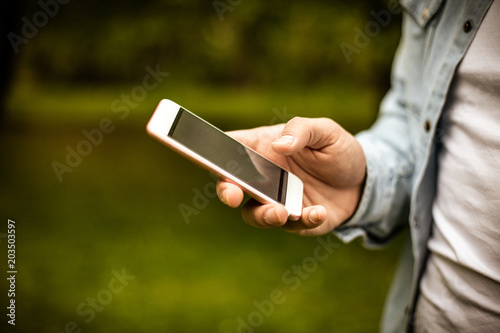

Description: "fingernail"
265 208 284 226
275 134 295 146
309 209 321 224
264 209 275 224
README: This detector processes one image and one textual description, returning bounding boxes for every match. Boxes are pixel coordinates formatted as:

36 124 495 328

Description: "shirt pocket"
398 0 445 120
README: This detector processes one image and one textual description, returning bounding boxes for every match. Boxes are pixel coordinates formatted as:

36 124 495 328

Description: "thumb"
271 117 343 155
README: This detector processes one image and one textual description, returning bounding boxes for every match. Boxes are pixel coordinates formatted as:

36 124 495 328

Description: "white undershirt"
415 1 500 331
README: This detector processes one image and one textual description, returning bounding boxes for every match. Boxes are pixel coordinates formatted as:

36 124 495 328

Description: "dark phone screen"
168 108 287 204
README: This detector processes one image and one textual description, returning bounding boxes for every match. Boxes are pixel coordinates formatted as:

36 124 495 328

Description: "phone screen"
168 108 287 204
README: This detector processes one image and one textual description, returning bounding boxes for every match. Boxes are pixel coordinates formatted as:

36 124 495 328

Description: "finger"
271 117 342 155
281 205 327 233
216 179 244 208
226 125 284 151
241 200 289 228
224 128 265 150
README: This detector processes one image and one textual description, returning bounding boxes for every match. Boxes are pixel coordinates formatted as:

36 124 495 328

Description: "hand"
216 117 366 236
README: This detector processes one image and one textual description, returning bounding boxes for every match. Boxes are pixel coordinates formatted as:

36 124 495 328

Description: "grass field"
1 80 405 332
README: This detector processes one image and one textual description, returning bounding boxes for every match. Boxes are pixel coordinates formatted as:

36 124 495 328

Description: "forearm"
334 82 414 248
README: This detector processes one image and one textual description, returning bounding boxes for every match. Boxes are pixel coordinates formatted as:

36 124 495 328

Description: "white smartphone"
146 99 303 218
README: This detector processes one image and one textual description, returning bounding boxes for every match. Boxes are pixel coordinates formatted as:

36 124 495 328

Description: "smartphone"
146 99 303 218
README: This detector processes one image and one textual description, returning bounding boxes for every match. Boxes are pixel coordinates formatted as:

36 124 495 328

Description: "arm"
335 86 414 247
336 26 418 247
218 24 416 245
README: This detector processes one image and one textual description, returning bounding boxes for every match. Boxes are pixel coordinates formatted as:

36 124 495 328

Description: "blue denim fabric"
333 0 494 332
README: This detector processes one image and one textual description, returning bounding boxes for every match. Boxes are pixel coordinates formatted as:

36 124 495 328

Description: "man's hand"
216 117 366 236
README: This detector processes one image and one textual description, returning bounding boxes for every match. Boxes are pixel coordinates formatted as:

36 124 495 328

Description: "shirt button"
421 8 430 20
424 120 431 132
463 20 473 33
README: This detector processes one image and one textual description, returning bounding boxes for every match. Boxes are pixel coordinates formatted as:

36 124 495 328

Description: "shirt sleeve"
333 35 416 248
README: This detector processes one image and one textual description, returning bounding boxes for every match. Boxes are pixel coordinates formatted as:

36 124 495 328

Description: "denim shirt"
333 0 494 332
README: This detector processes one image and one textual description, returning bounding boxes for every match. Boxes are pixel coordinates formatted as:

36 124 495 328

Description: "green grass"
6 79 378 132
1 81 403 333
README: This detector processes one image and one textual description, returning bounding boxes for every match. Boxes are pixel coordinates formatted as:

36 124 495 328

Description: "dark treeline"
4 0 401 88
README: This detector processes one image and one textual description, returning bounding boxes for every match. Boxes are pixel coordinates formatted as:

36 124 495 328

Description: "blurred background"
1 0 406 332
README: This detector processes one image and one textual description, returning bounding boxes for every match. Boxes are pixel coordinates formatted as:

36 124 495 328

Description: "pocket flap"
400 0 444 27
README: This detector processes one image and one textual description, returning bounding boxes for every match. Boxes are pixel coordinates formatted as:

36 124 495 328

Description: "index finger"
216 179 245 208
